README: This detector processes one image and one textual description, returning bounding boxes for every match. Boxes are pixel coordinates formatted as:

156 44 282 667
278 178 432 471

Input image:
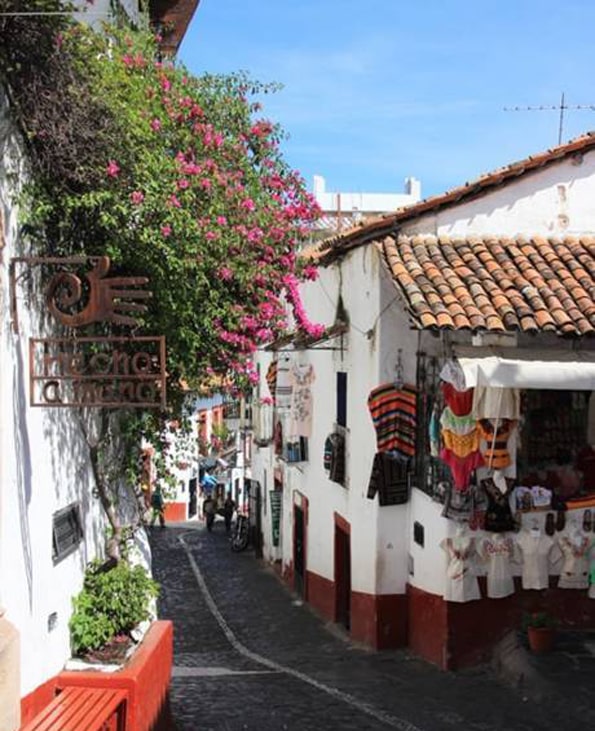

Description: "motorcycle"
230 512 250 552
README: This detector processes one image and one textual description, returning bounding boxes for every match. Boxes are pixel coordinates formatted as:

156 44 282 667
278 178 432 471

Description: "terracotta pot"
527 626 556 653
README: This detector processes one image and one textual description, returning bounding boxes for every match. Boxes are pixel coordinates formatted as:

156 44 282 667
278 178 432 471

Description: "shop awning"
453 348 595 390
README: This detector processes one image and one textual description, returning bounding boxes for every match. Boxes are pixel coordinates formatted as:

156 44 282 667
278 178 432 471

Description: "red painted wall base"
163 502 187 523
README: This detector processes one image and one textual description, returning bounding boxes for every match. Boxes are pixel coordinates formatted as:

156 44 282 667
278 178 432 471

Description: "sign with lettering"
29 337 166 408
9 255 167 409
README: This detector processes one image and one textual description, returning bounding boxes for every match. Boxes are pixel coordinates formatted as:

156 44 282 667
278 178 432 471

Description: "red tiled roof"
309 132 595 264
379 234 595 336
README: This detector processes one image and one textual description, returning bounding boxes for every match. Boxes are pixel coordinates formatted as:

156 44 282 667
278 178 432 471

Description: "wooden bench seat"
20 685 128 731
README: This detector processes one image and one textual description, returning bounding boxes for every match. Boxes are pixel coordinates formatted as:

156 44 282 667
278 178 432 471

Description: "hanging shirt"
472 386 520 420
515 530 558 590
441 382 474 416
266 360 278 405
367 383 416 457
441 427 480 458
557 534 592 590
482 476 516 533
275 358 293 411
366 452 409 506
440 535 481 603
480 534 516 599
440 407 477 435
478 419 515 470
288 363 315 439
440 448 484 492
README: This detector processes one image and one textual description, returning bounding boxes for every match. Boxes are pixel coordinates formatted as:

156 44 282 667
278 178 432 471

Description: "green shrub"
69 559 159 656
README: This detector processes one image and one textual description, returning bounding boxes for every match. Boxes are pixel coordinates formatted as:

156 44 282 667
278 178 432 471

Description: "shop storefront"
409 347 595 668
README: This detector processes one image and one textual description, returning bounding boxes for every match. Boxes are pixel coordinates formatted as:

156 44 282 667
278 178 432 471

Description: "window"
284 437 308 463
337 372 347 428
52 503 83 563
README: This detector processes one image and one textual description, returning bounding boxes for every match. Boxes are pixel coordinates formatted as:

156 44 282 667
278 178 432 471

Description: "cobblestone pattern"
150 523 595 730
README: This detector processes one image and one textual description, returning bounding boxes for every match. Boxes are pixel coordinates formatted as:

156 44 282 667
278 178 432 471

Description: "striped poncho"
367 383 417 457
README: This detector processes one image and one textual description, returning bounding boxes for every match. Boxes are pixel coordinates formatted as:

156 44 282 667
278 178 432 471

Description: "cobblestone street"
149 523 595 731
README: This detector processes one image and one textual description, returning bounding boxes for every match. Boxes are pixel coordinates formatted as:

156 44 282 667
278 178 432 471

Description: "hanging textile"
266 360 278 405
367 383 416 457
275 358 292 411
478 419 515 469
440 448 484 492
472 386 520 420
441 382 474 416
288 363 315 439
366 452 409 506
328 433 346 485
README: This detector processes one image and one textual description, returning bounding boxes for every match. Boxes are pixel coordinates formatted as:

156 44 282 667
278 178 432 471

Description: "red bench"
20 686 128 731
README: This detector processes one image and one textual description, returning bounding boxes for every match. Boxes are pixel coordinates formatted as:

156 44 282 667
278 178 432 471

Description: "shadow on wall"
14 334 34 609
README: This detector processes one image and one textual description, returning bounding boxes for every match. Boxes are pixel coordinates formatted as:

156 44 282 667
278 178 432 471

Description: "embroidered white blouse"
440 536 481 603
480 534 516 598
557 533 592 590
515 530 559 590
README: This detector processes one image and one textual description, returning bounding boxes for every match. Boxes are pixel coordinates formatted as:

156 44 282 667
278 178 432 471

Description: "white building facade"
251 134 595 668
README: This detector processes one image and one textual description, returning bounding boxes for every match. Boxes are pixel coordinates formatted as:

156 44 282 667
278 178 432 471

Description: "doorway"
293 505 305 597
334 522 351 630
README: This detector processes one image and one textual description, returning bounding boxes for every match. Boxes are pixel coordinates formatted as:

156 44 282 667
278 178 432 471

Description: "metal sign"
29 336 166 408
10 256 167 409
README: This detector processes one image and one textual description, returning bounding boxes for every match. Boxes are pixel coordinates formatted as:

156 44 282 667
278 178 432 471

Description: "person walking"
203 493 216 532
150 486 166 527
223 493 236 534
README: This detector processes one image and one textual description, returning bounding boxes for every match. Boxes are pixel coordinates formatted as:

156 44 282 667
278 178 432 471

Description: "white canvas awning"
452 348 595 390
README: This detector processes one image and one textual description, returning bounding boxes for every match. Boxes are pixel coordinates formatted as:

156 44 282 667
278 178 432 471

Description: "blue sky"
179 1 595 199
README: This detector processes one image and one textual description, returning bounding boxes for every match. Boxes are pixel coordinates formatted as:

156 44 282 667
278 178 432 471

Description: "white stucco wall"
402 151 595 237
0 94 111 699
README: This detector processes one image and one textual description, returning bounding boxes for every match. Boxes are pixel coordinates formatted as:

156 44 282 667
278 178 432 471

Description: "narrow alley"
149 523 595 731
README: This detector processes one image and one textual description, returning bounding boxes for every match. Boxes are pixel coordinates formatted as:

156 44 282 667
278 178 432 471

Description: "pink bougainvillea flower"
241 198 255 211
216 215 227 226
219 267 233 281
150 118 162 132
168 194 181 208
161 224 172 237
130 190 144 205
177 178 190 190
122 54 134 67
106 160 120 178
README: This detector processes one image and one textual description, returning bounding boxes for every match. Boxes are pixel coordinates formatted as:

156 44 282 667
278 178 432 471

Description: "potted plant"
69 558 159 664
522 611 557 653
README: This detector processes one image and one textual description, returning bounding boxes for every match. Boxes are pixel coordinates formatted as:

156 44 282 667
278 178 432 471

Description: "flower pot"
527 626 556 653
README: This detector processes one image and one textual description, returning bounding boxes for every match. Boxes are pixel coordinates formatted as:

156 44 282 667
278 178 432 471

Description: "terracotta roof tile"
380 235 595 336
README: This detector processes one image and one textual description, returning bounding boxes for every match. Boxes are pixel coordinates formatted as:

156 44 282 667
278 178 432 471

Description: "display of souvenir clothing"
480 534 516 598
482 476 516 532
367 383 416 457
439 407 477 434
429 404 440 457
288 363 315 439
557 531 592 590
440 448 484 492
441 427 480 458
439 360 467 392
367 452 409 506
478 419 515 470
266 360 278 405
275 358 293 411
441 382 474 416
325 432 346 485
515 529 558 590
440 533 481 602
469 481 488 531
441 481 473 522
472 386 521 420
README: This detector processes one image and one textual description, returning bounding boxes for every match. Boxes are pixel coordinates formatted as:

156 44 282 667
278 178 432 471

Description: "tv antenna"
504 92 595 145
